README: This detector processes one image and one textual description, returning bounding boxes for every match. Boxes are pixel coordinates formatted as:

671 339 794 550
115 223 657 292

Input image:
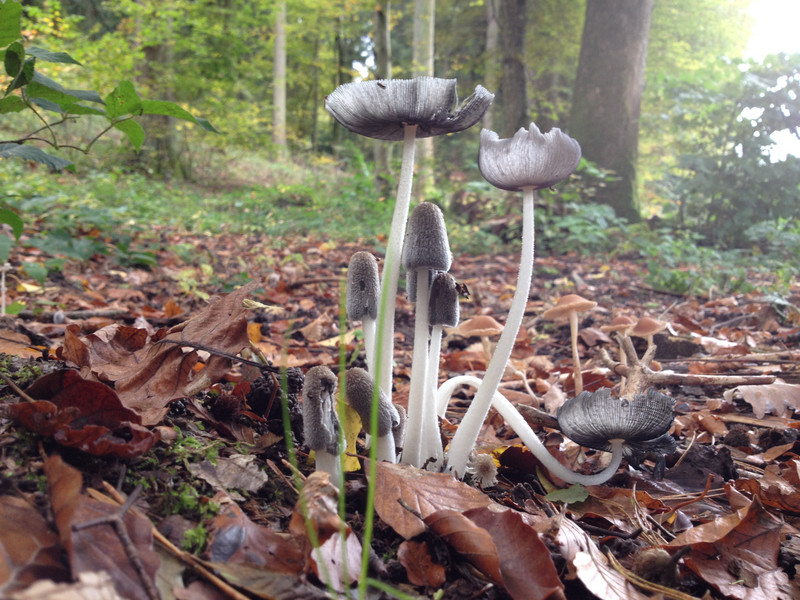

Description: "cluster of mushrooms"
301 77 675 489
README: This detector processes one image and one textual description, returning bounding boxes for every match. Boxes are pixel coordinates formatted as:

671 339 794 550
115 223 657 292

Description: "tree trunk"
498 0 527 137
569 0 654 222
272 0 287 159
483 0 500 133
412 0 435 197
373 1 392 195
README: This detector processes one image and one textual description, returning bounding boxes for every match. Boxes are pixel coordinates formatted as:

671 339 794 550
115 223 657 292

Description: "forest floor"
1 225 800 599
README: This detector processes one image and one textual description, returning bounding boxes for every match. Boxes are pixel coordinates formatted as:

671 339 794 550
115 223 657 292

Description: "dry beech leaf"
311 531 362 592
206 494 304 574
424 509 503 585
207 562 329 600
186 454 269 500
397 540 446 588
372 462 492 539
0 495 69 595
7 571 123 600
0 328 43 359
724 380 800 419
44 455 160 600
289 471 346 549
465 505 566 600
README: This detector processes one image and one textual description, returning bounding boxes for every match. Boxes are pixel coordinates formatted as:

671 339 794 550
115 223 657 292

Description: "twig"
0 370 36 403
154 338 281 373
606 550 700 600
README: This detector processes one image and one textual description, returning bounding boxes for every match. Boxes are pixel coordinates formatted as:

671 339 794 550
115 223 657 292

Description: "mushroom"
465 453 498 488
447 123 581 478
542 294 597 396
601 315 636 387
302 366 342 485
401 202 452 469
427 272 460 403
630 316 668 359
325 78 494 400
453 315 504 363
344 367 399 463
557 387 676 480
346 251 380 374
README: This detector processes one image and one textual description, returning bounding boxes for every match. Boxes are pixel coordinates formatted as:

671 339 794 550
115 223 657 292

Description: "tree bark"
498 0 527 137
412 0 435 197
272 0 287 159
569 0 654 222
483 0 500 133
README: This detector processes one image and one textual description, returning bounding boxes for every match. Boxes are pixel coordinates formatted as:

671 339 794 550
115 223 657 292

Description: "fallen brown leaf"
397 540 446 588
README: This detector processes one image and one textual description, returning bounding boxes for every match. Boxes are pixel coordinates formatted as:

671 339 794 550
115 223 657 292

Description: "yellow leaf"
342 403 362 472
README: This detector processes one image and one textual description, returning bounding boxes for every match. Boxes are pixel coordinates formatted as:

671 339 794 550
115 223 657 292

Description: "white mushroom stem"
314 450 342 486
362 316 377 375
402 266 443 469
439 375 624 485
376 124 418 399
568 311 584 395
427 323 445 410
447 187 536 478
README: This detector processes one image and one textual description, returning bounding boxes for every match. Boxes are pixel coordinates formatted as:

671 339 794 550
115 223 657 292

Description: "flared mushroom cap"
600 315 636 334
478 123 581 192
542 294 597 320
631 316 668 338
302 366 340 455
325 77 494 141
557 387 675 455
453 315 504 338
345 367 399 437
402 202 452 273
429 272 460 327
346 251 380 321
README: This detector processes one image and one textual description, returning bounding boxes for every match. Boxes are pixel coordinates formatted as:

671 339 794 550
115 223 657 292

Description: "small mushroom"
447 123 581 478
542 294 597 396
401 202 452 469
630 316 668 358
345 367 399 463
427 272 460 422
557 387 676 480
302 366 342 485
346 251 380 374
600 315 636 386
454 315 504 362
465 453 498 488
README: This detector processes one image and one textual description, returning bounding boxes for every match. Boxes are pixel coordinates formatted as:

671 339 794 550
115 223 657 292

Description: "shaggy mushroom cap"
402 202 452 274
478 123 581 192
346 251 380 321
325 77 494 141
302 366 340 455
542 294 597 320
345 367 398 437
557 387 676 457
429 272 460 327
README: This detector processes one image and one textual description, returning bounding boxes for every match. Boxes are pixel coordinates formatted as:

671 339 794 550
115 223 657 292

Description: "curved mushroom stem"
439 375 624 485
402 266 443 469
569 311 584 395
376 124 418 399
447 187 536 478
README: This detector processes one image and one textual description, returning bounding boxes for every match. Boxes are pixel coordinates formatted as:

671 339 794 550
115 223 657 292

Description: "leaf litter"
0 229 799 598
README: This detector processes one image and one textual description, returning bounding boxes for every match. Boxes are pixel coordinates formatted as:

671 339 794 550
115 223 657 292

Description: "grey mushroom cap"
402 202 452 273
325 77 495 141
345 367 399 437
557 388 675 454
406 268 434 303
302 366 340 455
429 272 460 327
346 251 380 321
478 123 582 192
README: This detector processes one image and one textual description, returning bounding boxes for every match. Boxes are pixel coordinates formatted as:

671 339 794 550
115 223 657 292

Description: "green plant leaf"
0 95 25 114
0 208 23 240
4 40 23 77
0 2 22 47
31 72 103 104
141 100 218 132
0 235 11 263
544 484 589 505
26 81 105 115
114 119 145 151
105 81 142 119
0 143 73 171
4 55 34 95
27 46 81 65
21 262 47 286
5 301 24 316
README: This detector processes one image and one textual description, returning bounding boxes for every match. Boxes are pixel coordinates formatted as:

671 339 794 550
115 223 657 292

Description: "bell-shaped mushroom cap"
402 202 452 273
557 388 675 453
630 316 668 338
345 367 398 437
542 294 597 319
479 123 581 192
392 403 407 448
429 272 460 327
454 315 504 338
346 251 380 321
325 77 494 141
302 366 340 455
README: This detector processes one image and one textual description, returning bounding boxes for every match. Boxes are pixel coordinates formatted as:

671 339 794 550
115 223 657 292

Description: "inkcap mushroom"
302 366 342 485
326 78 493 401
447 122 581 478
345 367 399 463
542 294 597 396
401 201 452 469
346 251 380 374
